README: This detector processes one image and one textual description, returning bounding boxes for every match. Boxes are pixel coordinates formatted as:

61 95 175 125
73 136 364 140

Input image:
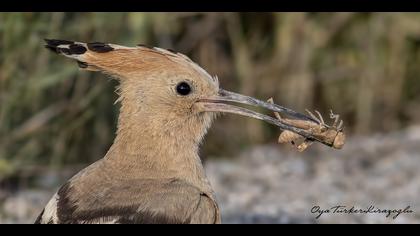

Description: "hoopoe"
36 39 317 224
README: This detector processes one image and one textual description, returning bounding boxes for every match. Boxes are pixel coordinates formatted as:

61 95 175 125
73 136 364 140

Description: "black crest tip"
44 45 59 53
87 42 114 53
44 39 74 47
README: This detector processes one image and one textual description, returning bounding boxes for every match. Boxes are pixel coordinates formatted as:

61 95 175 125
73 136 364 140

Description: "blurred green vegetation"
1 13 420 179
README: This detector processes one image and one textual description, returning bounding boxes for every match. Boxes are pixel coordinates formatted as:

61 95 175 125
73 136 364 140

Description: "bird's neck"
103 106 213 192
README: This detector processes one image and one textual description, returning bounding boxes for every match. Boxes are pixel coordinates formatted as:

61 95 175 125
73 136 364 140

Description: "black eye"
176 82 192 96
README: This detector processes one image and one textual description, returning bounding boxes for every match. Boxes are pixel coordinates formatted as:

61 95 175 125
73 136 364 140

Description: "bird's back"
35 158 220 224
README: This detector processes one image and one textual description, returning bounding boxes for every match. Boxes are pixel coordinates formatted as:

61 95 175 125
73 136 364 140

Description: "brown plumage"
36 39 320 224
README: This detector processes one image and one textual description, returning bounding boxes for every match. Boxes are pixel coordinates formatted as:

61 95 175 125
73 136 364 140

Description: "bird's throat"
103 111 213 191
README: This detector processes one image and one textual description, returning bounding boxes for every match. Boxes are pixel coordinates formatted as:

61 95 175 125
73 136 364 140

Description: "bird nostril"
176 82 192 96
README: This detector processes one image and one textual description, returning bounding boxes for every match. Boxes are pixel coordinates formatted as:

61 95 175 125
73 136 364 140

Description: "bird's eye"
176 82 192 96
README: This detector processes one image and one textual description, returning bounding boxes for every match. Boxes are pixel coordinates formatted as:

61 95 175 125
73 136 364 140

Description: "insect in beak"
268 98 345 151
195 89 346 150
196 89 318 139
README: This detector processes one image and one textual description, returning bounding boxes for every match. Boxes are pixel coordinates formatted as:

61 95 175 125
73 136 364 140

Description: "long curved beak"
195 89 320 139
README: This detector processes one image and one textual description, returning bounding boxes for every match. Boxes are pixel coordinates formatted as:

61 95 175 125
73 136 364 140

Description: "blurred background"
1 12 420 223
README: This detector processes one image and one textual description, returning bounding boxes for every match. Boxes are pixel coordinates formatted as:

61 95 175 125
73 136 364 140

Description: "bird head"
45 39 317 146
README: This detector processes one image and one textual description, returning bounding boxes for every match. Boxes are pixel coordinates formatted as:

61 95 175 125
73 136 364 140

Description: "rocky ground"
1 126 420 224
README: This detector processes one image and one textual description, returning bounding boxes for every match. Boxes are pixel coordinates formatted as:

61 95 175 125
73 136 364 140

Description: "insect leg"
315 110 325 125
329 109 340 127
267 98 282 120
305 109 321 124
337 120 344 130
297 140 314 152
